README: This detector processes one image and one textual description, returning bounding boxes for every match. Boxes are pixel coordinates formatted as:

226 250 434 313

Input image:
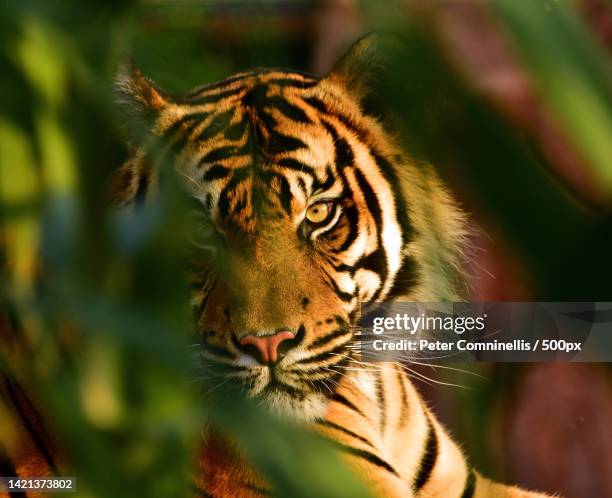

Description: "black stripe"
195 109 235 141
258 380 304 400
322 270 353 302
386 255 419 300
254 170 292 217
257 109 277 137
413 419 439 490
354 249 385 281
160 112 209 156
202 345 235 360
265 77 318 89
333 112 369 144
192 483 214 498
233 192 248 215
303 95 327 114
196 277 217 317
302 364 347 394
277 175 293 216
335 442 399 477
202 165 232 182
3 376 57 473
317 420 375 448
266 131 308 155
134 170 149 205
199 145 248 165
376 370 386 435
161 112 210 140
397 371 409 428
352 167 387 300
217 167 250 218
186 86 245 105
289 361 344 377
332 286 353 303
10 381 58 469
169 119 203 157
276 158 315 177
336 204 359 253
348 307 360 325
461 470 476 498
296 177 307 196
183 72 256 98
224 119 247 141
0 443 27 497
331 392 368 419
201 335 236 360
372 153 412 244
304 96 370 143
297 342 351 364
289 324 306 349
311 165 336 193
307 328 351 350
265 95 311 123
323 122 354 169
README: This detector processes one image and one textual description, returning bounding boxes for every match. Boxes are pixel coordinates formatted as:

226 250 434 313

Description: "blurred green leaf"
493 0 612 197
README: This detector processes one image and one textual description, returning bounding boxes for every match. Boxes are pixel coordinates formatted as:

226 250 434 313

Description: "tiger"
0 34 557 498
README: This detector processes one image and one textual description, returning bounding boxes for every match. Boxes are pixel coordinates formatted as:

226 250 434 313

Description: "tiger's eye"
305 202 332 224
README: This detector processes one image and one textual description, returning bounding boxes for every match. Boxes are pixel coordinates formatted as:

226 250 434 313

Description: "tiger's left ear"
326 32 406 101
115 57 170 139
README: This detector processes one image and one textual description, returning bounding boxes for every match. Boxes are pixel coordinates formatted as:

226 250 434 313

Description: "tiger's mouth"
246 365 344 421
198 324 353 420
257 373 307 402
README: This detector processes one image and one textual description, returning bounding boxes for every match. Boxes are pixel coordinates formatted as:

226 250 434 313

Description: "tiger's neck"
316 363 471 497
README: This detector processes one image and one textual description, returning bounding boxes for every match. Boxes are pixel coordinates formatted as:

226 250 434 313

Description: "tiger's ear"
326 32 409 129
327 32 406 101
115 58 169 139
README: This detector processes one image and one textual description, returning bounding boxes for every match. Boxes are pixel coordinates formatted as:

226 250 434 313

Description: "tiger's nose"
239 330 296 365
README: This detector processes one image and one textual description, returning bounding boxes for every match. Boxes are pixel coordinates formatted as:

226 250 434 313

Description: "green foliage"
493 0 612 192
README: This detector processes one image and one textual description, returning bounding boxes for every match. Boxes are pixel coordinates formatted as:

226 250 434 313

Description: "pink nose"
239 330 295 365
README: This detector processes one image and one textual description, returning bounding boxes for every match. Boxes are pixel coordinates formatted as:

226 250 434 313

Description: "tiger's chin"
257 388 329 422
248 380 330 422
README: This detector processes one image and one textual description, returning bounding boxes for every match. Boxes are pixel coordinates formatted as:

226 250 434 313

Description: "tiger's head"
113 35 467 421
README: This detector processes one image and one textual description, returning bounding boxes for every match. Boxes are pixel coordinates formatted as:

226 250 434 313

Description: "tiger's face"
115 37 422 420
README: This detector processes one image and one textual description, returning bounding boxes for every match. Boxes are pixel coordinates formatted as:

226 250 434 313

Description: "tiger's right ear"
327 32 407 102
115 57 169 139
